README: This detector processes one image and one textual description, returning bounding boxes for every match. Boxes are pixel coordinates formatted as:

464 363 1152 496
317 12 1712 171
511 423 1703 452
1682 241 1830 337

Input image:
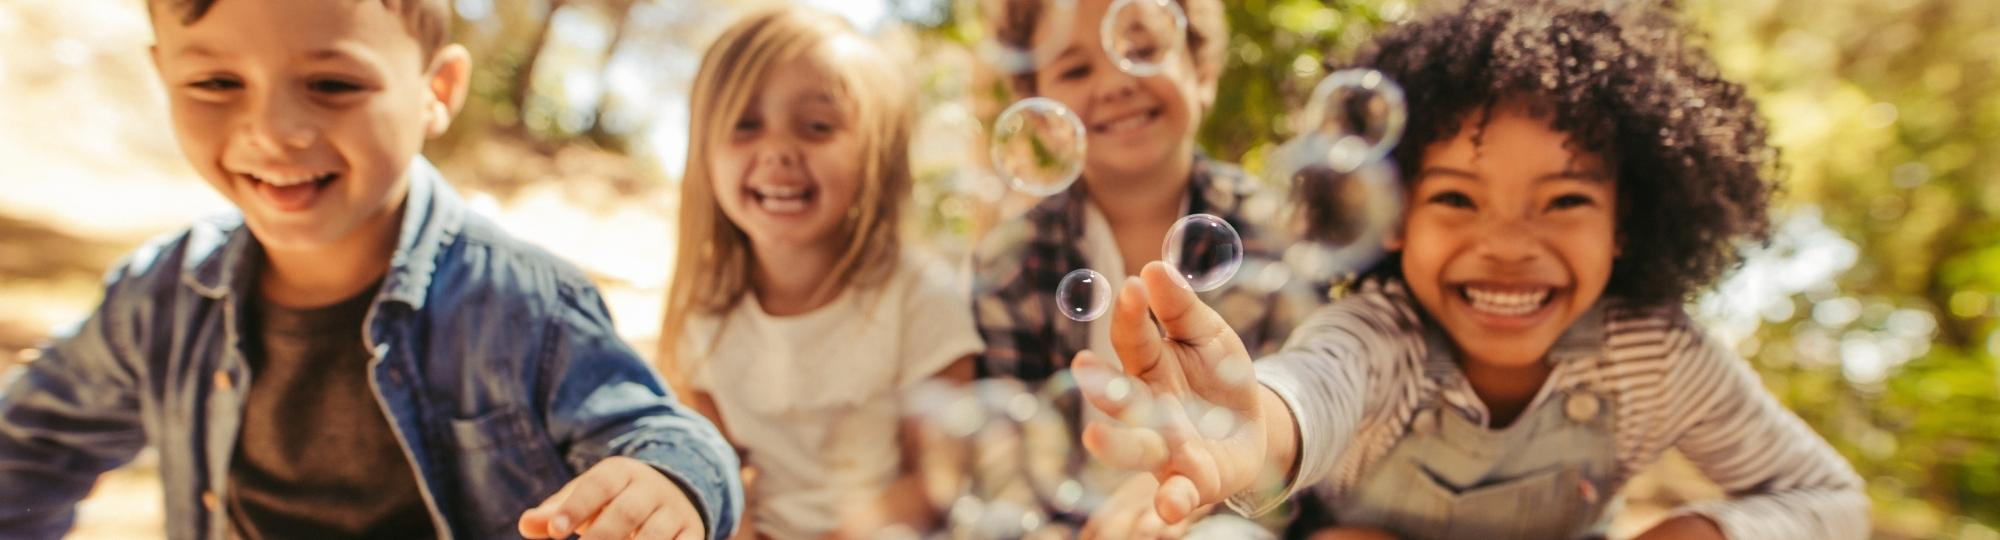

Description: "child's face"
708 52 866 256
1030 0 1215 182
150 0 462 254
1393 103 1620 369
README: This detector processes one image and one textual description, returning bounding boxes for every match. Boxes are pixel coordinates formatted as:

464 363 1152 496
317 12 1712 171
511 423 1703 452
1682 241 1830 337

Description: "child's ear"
423 44 473 138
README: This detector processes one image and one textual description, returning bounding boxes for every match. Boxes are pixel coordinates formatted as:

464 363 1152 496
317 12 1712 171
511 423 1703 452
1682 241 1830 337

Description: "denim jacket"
0 158 743 539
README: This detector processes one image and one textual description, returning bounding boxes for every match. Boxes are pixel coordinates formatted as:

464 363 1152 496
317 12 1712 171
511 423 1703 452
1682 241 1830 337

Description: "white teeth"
755 186 809 200
751 185 812 214
1097 110 1155 134
759 196 807 214
250 172 331 187
1463 286 1552 317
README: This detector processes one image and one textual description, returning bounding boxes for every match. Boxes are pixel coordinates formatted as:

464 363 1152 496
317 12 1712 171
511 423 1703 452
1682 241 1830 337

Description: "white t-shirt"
678 251 985 539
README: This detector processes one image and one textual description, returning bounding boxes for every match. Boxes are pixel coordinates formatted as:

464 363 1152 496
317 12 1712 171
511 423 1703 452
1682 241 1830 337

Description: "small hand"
1080 474 1197 540
1075 262 1269 525
518 456 707 540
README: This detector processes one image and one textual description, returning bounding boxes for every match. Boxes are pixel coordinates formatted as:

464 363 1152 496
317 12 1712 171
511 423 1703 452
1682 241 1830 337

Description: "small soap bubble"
1056 268 1112 322
992 97 1088 196
1099 0 1187 77
1301 68 1408 172
1162 214 1244 293
1266 152 1405 285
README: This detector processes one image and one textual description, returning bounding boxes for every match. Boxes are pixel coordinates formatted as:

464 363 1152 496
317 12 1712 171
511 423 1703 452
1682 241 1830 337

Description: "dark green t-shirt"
227 283 436 539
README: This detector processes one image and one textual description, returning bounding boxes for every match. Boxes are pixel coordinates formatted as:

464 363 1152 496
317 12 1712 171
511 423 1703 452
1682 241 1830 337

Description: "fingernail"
551 516 572 536
1166 268 1192 291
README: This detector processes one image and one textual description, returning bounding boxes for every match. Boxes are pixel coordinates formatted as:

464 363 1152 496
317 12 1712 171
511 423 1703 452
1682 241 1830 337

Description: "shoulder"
426 212 615 335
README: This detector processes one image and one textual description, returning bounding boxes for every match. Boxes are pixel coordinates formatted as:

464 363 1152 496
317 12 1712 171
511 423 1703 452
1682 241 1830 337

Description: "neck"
1459 352 1553 429
1088 154 1192 227
750 242 843 317
258 206 404 309
1086 154 1192 273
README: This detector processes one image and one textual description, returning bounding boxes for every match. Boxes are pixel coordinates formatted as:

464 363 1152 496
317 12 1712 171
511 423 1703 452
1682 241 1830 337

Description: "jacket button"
1566 393 1601 423
201 490 218 511
213 370 233 392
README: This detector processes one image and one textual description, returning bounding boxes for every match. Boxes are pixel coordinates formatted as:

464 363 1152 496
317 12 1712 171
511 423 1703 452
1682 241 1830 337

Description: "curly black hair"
1333 0 1777 306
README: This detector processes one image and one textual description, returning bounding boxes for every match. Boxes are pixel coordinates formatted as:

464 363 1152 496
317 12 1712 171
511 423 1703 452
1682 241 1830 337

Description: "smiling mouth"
237 170 340 212
244 171 339 187
745 184 817 215
1091 107 1163 135
1456 283 1559 317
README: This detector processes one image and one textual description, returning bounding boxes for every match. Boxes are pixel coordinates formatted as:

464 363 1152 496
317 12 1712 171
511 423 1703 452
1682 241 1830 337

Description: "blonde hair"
657 7 914 382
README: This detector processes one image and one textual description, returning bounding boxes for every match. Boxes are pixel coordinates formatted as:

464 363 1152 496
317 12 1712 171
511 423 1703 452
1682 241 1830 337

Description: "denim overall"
1329 311 1619 540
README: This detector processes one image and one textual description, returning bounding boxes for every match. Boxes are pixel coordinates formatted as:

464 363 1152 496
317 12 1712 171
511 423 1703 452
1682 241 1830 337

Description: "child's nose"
754 145 800 169
1474 220 1542 265
241 93 318 152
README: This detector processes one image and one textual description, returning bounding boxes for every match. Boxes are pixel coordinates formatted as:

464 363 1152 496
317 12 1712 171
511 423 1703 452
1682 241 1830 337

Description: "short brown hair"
150 0 451 61
995 0 1229 97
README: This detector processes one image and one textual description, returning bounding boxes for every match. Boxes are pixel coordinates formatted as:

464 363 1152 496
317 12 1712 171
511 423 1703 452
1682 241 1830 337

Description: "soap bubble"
1099 0 1187 77
1301 68 1407 173
1056 268 1112 322
1162 214 1243 293
992 97 1088 197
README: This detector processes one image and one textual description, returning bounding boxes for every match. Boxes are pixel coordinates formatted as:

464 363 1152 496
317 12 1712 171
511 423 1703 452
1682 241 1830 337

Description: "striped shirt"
1228 278 1869 539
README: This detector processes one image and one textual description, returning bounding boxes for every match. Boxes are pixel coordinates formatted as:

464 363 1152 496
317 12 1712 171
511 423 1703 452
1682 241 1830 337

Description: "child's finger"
1137 262 1230 348
1165 440 1223 511
1074 352 1160 426
634 508 690 540
1108 277 1165 377
578 491 654 540
1081 420 1168 471
519 481 580 537
547 467 635 537
1154 474 1201 525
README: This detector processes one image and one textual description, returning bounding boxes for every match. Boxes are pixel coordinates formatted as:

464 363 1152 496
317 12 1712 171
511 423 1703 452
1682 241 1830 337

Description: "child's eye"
1548 194 1596 210
734 118 763 132
188 77 242 92
308 79 365 94
1059 64 1090 81
1427 191 1475 209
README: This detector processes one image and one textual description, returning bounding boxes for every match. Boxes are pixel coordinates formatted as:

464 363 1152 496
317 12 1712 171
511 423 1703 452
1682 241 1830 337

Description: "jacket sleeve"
0 258 153 538
538 280 744 540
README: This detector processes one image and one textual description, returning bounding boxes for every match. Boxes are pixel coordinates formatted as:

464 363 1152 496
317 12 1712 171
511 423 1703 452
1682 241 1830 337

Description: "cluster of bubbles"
941 6 1414 533
899 374 1092 539
975 0 1191 198
1052 67 1411 322
898 367 1254 539
1267 68 1411 287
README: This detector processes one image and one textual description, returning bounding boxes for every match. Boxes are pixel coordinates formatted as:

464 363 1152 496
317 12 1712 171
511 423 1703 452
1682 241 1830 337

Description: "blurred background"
2 0 1995 537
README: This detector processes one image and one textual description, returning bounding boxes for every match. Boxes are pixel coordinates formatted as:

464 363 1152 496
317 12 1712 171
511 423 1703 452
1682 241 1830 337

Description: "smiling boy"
0 1 742 538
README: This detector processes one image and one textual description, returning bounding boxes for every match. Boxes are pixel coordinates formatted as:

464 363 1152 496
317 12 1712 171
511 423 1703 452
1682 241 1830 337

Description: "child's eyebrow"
1537 170 1612 184
1414 166 1481 182
1054 45 1084 64
170 44 224 59
1414 167 1610 184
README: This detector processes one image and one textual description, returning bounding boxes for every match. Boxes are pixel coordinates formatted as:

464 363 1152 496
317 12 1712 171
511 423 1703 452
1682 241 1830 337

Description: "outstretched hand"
1073 262 1274 524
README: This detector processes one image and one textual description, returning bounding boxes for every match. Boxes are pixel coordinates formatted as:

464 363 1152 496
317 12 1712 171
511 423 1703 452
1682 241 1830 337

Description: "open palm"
1074 262 1272 524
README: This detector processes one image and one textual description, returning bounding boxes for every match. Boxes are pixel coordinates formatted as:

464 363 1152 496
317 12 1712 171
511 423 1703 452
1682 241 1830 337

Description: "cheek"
810 138 867 198
1557 214 1620 281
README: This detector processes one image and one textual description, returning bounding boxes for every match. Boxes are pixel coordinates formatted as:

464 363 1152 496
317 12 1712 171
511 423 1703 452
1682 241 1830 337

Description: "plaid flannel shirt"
969 156 1326 382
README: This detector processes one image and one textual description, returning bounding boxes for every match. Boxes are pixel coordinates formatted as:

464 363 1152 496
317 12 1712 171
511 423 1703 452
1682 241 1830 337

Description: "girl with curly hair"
1067 0 1868 538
